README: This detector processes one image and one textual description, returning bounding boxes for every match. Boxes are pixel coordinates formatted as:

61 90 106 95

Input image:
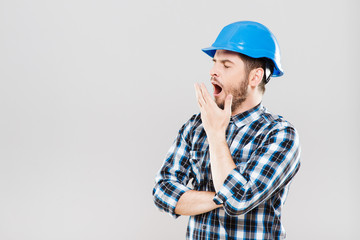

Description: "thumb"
224 94 233 114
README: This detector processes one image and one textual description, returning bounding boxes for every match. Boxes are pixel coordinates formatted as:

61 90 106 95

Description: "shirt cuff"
213 168 247 205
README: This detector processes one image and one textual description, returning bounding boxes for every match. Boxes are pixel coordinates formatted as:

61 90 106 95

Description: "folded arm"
174 190 221 216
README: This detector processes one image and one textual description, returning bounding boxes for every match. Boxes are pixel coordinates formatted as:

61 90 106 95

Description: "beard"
215 77 249 112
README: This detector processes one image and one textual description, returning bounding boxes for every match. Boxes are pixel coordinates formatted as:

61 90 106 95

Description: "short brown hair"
237 53 270 93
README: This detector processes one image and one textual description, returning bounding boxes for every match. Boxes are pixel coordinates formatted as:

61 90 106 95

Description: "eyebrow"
212 58 234 64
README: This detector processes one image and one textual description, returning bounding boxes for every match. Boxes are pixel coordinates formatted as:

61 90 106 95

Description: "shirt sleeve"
213 124 301 216
152 117 195 218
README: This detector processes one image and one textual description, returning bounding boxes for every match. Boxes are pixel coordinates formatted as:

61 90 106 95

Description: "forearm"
208 134 236 192
174 190 221 216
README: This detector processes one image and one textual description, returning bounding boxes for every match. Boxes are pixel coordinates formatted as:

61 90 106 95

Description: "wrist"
207 131 226 145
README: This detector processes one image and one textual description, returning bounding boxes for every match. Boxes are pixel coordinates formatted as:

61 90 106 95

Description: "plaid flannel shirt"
153 103 301 239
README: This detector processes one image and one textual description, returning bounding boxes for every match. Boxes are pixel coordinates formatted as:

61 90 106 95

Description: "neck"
231 91 262 116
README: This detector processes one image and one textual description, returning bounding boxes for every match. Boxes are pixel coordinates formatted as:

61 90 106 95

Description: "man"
152 21 301 239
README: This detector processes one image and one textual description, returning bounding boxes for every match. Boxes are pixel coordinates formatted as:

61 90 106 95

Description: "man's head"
202 21 283 112
210 50 266 111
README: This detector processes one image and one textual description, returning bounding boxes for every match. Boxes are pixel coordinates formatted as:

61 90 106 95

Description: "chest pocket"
189 150 213 190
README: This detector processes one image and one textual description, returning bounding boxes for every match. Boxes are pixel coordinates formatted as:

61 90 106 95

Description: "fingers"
195 82 223 110
199 83 216 107
194 83 205 108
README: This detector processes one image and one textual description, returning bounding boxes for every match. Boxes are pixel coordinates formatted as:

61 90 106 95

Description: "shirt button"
202 225 206 229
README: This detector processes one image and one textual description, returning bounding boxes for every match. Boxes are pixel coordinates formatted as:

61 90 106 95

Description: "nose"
210 63 219 78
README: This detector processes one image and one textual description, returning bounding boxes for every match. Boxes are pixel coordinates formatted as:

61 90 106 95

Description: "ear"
248 68 264 88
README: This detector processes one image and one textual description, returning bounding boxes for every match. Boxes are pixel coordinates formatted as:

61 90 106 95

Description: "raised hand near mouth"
194 83 233 143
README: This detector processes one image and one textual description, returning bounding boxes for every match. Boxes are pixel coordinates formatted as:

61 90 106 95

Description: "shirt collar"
230 103 265 128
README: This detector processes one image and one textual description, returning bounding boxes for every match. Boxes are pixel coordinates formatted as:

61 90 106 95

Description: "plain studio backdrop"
0 0 359 239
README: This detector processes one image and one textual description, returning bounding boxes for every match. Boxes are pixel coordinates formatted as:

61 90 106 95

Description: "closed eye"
212 58 234 68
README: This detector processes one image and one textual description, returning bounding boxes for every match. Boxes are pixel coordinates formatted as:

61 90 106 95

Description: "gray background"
0 0 359 239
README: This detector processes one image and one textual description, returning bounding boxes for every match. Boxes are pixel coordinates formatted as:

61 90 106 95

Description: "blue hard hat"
202 21 283 77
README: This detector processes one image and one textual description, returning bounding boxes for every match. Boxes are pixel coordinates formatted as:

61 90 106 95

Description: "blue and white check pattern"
153 104 301 239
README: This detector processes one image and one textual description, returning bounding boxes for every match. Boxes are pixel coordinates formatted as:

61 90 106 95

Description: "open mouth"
212 82 223 95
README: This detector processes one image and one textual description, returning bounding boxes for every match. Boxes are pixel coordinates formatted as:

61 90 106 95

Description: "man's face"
210 50 249 112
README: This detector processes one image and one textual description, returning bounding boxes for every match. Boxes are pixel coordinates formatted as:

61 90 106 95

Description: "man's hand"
194 83 232 142
194 83 236 192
